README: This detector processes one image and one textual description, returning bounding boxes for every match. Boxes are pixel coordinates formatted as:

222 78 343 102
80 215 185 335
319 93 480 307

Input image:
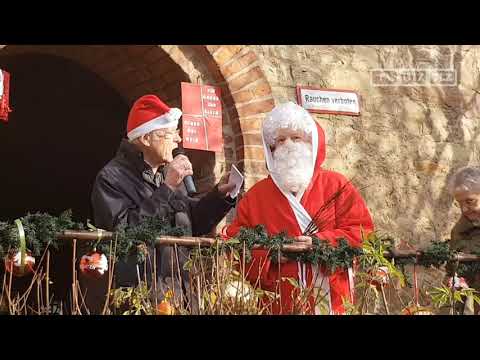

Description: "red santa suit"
226 108 374 315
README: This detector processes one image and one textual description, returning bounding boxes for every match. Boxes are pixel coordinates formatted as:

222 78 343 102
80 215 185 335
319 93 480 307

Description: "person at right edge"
445 166 480 315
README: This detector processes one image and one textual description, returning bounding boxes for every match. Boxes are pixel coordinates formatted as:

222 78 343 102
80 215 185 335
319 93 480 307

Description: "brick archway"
163 45 275 188
0 45 274 192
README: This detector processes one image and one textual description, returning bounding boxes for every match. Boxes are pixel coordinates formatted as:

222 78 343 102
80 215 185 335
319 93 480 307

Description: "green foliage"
457 249 480 279
231 225 362 272
234 225 293 263
95 216 185 263
418 241 454 269
110 282 155 315
428 285 480 312
0 212 185 265
360 232 405 286
386 239 455 269
287 237 362 272
0 210 84 258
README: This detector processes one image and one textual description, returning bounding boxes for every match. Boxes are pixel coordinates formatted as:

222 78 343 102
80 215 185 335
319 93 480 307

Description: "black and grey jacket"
91 139 234 236
90 139 235 307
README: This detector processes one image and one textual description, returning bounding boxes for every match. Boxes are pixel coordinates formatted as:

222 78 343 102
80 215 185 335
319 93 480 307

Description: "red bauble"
80 252 108 279
4 250 35 277
402 305 433 315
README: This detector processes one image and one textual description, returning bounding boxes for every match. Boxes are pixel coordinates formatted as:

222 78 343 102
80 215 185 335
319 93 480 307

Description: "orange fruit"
157 300 174 315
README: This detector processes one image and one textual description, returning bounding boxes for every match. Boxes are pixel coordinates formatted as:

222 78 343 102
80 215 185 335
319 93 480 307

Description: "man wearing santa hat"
90 94 236 311
226 102 374 315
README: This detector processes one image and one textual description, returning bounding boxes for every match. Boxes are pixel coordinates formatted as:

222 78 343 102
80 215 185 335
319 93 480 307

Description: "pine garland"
286 237 363 272
1 211 479 278
93 216 185 263
456 250 480 280
418 241 454 268
0 210 84 259
0 212 185 264
229 225 362 272
389 241 455 269
233 225 293 264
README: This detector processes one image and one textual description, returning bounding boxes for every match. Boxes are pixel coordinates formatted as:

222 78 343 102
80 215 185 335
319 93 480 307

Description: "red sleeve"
225 193 250 239
225 194 273 287
314 179 374 248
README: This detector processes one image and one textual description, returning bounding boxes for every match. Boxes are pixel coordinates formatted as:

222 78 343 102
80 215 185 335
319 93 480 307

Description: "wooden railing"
57 230 480 262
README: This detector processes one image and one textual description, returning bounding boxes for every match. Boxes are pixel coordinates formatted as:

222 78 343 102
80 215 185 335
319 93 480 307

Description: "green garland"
93 216 185 263
2 211 479 278
0 212 184 264
0 210 84 259
457 259 480 280
228 225 361 272
233 225 293 264
418 241 454 268
388 240 455 269
286 237 362 272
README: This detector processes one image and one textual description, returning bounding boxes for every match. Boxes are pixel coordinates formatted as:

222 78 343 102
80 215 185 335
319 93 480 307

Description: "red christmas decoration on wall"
0 69 12 123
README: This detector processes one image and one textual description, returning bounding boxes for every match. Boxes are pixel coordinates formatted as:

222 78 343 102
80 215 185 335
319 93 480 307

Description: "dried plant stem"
46 250 50 314
380 284 390 315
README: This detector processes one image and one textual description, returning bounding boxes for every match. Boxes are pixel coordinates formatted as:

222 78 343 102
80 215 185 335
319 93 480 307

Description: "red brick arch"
161 45 275 188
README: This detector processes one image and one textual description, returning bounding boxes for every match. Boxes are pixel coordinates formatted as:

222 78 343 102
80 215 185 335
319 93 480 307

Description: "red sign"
0 70 12 123
181 82 223 152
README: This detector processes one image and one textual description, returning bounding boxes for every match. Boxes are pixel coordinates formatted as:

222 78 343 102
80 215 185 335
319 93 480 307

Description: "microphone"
172 147 197 196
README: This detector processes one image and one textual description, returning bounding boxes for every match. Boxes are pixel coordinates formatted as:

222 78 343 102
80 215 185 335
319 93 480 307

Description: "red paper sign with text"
181 82 223 152
0 70 12 123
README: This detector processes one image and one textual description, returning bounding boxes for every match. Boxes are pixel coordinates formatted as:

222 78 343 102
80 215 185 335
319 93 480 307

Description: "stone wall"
251 45 480 246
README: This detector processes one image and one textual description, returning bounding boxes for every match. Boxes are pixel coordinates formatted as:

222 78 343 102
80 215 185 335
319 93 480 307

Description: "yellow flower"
164 289 174 300
209 292 217 305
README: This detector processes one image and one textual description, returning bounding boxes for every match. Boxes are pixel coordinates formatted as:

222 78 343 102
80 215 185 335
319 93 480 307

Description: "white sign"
296 86 361 116
227 164 244 199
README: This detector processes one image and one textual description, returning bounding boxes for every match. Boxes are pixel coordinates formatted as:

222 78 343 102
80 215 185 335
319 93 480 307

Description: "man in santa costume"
90 94 236 312
226 102 374 315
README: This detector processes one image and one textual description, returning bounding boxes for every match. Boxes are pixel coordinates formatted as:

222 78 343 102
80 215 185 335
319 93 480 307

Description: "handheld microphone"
172 147 197 196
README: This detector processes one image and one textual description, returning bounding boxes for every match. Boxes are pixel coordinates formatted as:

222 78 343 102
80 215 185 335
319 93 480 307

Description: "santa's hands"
271 236 313 264
164 155 193 190
285 236 313 254
294 236 312 246
217 172 236 196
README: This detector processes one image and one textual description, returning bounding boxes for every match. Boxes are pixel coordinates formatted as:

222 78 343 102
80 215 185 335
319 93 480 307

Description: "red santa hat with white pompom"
126 94 182 141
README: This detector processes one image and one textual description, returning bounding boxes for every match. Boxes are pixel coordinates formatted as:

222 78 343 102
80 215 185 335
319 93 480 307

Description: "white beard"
271 141 314 194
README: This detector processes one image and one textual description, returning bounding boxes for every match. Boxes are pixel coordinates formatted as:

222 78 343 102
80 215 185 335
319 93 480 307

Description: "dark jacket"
89 139 235 310
446 215 480 315
91 139 235 235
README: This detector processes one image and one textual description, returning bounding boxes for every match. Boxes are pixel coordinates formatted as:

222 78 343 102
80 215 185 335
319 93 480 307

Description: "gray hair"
448 166 480 194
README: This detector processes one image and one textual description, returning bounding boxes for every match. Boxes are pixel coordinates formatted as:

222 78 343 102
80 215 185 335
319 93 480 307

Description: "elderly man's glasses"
152 130 181 140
